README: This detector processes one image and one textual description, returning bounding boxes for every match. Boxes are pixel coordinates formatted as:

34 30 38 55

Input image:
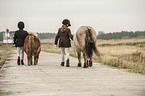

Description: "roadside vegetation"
41 39 145 75
0 43 14 68
97 39 145 74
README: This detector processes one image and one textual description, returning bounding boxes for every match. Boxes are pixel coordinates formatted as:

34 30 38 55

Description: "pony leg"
89 57 93 67
83 53 88 68
30 56 33 65
27 56 31 66
34 55 38 65
77 51 81 67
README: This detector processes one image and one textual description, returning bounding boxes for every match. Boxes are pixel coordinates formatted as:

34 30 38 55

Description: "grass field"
41 39 145 75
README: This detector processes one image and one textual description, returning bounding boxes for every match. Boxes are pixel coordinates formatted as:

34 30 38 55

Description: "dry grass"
97 39 145 45
97 39 145 75
41 42 77 57
41 42 61 54
41 39 145 75
0 44 14 68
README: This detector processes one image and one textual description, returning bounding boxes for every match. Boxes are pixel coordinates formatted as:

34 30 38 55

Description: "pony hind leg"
89 56 93 67
77 51 81 67
30 56 33 65
27 56 32 66
34 55 38 65
83 53 88 68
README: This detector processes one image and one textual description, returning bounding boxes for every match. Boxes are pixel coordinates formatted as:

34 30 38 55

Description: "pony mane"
29 32 38 37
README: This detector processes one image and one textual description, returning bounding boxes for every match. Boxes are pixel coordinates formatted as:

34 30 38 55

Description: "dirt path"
0 51 145 96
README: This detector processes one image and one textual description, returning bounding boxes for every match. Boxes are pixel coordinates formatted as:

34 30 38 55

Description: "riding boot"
17 56 20 65
61 62 64 66
66 59 70 67
78 63 81 67
21 59 24 65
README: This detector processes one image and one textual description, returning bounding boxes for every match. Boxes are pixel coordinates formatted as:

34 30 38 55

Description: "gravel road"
0 51 145 96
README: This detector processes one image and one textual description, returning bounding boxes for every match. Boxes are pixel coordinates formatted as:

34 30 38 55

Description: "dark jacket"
55 25 73 47
14 29 29 47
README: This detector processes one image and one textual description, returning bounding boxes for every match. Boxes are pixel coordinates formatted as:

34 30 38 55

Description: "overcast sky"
0 0 145 34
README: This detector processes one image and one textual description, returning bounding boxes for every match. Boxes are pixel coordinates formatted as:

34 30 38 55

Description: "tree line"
1 31 145 42
37 31 145 40
0 32 56 41
97 31 145 40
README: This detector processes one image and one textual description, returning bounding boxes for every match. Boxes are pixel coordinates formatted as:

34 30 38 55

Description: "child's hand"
12 44 16 47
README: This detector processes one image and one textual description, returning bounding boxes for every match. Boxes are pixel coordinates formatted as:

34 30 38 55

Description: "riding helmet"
18 21 25 29
62 19 71 26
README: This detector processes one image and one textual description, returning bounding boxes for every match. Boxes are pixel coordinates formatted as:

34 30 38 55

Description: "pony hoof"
89 64 92 67
89 60 92 67
78 63 81 67
83 65 88 68
83 62 89 68
89 63 92 67
83 66 88 68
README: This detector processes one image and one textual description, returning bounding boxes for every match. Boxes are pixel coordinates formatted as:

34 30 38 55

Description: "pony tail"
85 28 94 58
85 28 100 58
29 35 34 56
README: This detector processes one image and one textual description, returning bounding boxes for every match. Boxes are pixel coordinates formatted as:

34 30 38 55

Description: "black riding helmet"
18 21 25 29
62 19 71 26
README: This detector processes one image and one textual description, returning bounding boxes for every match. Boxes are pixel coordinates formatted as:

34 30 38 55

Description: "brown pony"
24 33 41 66
74 26 100 68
